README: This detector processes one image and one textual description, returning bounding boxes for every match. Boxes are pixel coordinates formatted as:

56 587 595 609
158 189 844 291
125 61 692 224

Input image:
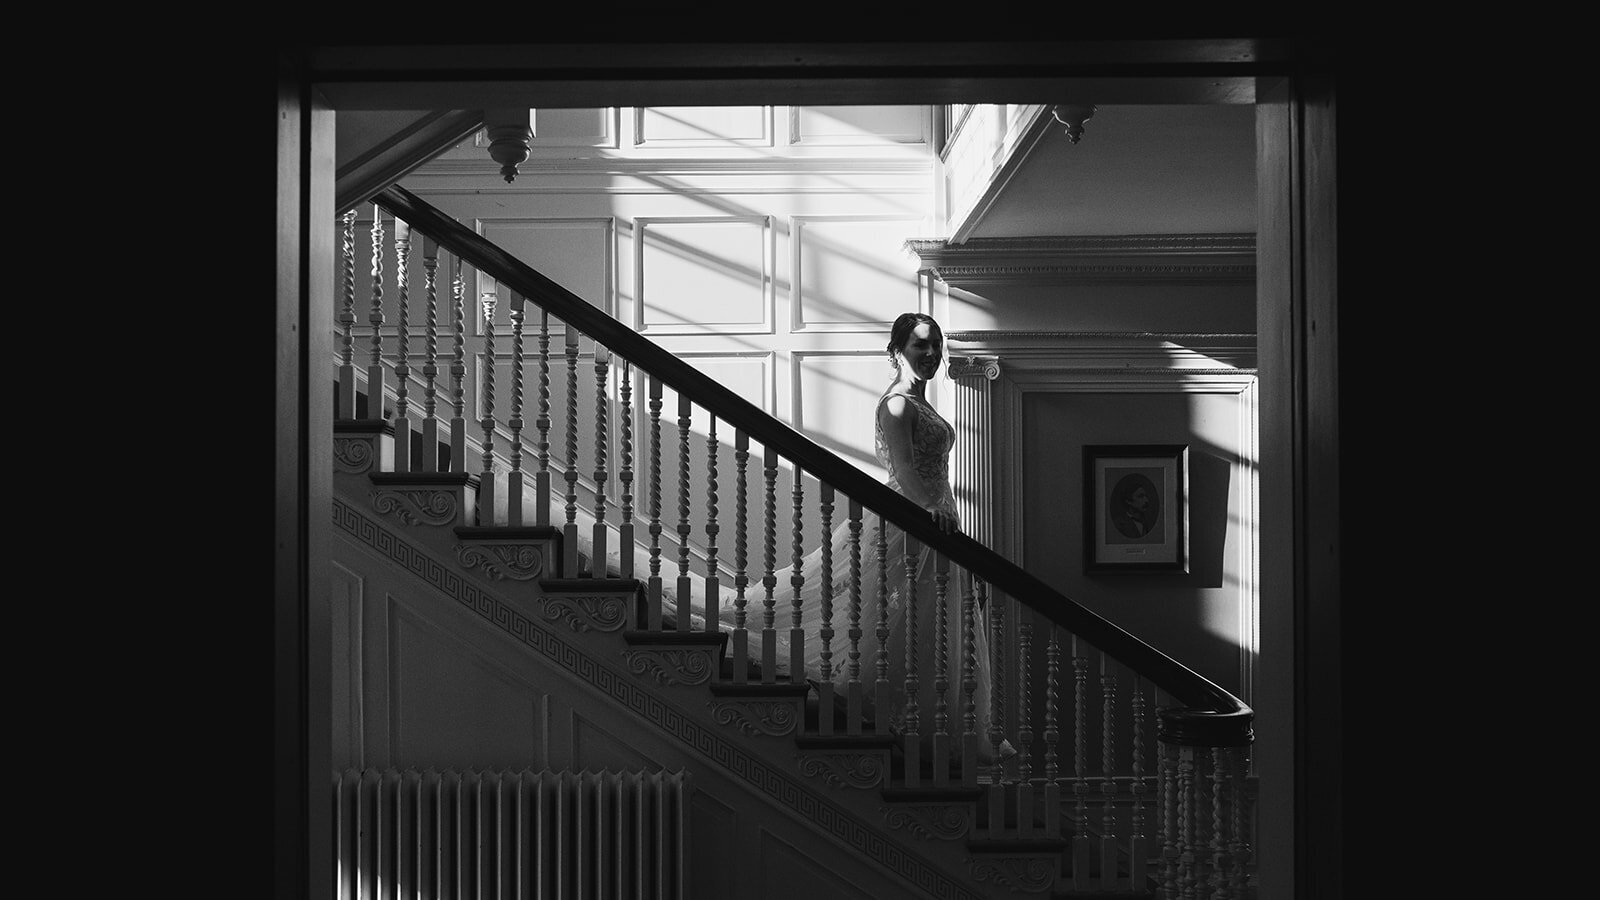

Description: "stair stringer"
332 487 1019 900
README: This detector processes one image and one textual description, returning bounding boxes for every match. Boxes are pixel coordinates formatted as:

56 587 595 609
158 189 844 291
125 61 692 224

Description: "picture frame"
1083 444 1189 574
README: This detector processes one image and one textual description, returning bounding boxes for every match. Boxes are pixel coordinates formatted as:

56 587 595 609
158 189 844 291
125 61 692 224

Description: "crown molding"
906 234 1256 285
947 331 1256 369
414 156 934 178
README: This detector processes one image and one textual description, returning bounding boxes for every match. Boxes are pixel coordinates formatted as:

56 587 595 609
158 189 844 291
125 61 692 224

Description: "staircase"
329 185 1255 899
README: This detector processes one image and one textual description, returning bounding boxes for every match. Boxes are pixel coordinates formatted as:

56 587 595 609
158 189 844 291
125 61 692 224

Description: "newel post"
1156 708 1254 899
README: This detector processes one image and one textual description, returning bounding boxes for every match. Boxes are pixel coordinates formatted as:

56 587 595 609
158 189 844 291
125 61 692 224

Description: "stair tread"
623 629 728 647
457 525 559 539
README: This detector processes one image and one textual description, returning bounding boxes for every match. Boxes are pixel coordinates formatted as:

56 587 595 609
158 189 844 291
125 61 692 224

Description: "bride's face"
896 322 943 381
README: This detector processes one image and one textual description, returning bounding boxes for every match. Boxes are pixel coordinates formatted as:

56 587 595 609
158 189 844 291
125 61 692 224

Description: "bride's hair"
886 312 942 368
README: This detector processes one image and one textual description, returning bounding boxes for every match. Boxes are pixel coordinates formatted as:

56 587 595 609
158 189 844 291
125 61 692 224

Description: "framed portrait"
1083 444 1189 574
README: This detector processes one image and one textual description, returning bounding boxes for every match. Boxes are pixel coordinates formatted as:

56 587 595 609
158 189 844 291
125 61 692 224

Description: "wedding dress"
728 390 1006 762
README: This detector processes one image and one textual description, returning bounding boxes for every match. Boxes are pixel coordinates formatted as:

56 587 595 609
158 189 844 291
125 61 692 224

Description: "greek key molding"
454 541 546 580
540 594 627 632
883 803 971 841
708 699 798 737
334 438 375 474
373 488 460 526
331 496 982 900
798 753 885 790
624 647 715 686
967 856 1057 893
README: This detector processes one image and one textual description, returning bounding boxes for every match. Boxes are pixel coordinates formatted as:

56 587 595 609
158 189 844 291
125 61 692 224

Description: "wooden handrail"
370 184 1251 725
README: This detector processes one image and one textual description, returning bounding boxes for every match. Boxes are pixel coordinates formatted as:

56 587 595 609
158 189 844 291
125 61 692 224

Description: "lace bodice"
874 391 959 519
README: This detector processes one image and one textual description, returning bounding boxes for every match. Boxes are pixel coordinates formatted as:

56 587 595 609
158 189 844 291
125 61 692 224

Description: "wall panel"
636 106 772 147
637 217 774 334
389 594 547 769
792 216 924 331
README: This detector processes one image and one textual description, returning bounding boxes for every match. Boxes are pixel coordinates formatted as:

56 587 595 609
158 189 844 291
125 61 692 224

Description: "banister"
369 184 1252 726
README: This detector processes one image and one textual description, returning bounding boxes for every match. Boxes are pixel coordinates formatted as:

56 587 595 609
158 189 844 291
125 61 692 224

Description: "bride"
743 312 1008 764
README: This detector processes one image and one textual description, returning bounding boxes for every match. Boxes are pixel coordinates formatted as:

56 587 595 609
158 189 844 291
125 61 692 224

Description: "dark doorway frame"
276 39 1343 900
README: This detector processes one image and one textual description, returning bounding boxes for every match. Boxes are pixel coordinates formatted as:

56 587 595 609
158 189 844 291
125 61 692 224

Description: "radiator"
333 767 689 900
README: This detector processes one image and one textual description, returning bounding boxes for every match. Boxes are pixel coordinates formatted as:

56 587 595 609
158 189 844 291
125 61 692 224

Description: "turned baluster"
1211 747 1229 900
506 293 528 526
1228 745 1250 898
873 517 890 734
845 500 863 734
1101 653 1120 891
366 206 387 420
932 552 951 786
703 414 720 628
960 571 978 786
535 311 552 526
392 219 413 472
337 208 358 418
618 361 634 579
788 467 805 680
645 376 664 630
1016 612 1033 836
902 534 922 787
1043 629 1060 836
760 445 779 682
476 290 499 525
816 483 835 734
985 579 1006 833
1073 635 1091 889
1131 679 1148 892
563 328 580 575
448 257 467 474
731 431 750 683
1171 736 1184 896
419 236 441 471
1179 747 1198 900
675 393 693 629
591 345 611 568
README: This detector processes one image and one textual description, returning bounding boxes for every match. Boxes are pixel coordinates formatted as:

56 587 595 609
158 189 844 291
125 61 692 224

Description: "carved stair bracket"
967 855 1058 893
539 593 628 632
797 753 885 790
454 540 547 580
376 488 463 527
623 646 716 686
333 422 393 474
881 803 972 841
707 699 798 737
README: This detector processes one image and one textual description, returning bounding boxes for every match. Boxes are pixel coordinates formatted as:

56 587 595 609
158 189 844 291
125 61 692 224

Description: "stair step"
793 733 896 750
622 629 727 648
967 837 1069 854
708 681 809 698
881 786 983 803
541 576 643 592
458 525 559 540
373 471 477 487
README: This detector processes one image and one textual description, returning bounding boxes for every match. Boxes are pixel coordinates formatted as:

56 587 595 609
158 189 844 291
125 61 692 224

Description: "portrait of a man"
1106 471 1161 541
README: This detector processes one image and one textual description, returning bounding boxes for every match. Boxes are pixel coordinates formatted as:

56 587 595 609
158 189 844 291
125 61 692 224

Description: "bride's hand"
926 503 958 535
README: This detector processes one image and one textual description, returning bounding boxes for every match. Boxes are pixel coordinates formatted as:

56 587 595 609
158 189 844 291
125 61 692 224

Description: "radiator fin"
334 767 688 900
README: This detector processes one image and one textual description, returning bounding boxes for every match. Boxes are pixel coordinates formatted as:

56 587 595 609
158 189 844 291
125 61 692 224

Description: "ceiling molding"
413 156 934 178
336 110 486 213
946 330 1257 369
907 234 1255 285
